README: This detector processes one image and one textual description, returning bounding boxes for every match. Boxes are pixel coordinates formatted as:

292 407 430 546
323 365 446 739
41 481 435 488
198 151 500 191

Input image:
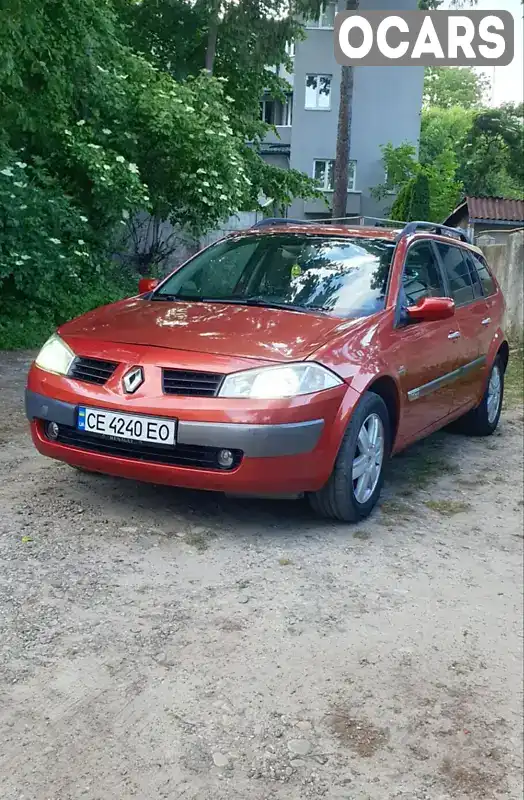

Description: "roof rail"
396 221 471 244
251 217 310 228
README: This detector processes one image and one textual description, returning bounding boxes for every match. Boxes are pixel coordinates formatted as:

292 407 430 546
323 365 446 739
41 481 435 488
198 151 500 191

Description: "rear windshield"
153 234 396 318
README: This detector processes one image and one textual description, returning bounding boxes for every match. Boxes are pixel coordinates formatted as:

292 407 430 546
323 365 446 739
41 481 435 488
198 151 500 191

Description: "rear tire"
452 355 504 437
308 392 390 522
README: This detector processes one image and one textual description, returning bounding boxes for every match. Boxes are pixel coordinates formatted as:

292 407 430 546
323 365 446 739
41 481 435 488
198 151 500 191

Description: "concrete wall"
475 223 523 246
482 231 524 341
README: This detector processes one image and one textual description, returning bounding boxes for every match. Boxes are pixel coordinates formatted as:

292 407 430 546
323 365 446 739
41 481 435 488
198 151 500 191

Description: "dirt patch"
440 758 506 798
327 711 389 757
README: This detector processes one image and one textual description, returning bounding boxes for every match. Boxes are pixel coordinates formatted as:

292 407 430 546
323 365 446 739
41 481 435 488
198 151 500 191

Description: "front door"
390 239 463 444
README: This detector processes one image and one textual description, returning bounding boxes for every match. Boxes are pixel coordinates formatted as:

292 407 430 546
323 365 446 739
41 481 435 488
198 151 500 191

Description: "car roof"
234 223 485 255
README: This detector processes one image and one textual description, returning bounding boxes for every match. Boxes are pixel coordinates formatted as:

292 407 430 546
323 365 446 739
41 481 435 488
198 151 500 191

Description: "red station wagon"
26 220 508 521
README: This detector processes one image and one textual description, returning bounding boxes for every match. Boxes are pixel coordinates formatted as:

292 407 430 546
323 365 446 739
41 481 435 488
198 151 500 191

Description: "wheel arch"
365 375 400 449
497 339 509 373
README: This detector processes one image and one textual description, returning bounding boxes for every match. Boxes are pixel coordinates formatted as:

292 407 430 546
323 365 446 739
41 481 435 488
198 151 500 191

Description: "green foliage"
114 0 320 208
374 144 461 223
379 143 419 197
375 101 523 223
420 103 524 200
0 0 319 348
0 148 134 348
408 172 430 220
419 106 475 165
458 105 524 198
424 67 489 110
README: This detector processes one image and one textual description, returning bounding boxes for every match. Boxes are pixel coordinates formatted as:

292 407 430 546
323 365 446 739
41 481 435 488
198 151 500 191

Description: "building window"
260 95 293 126
285 41 295 58
260 98 275 125
314 159 356 191
305 74 332 110
306 2 336 29
281 95 293 126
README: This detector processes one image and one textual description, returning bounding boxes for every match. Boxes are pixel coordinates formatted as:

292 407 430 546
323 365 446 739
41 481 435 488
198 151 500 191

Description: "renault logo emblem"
122 366 144 394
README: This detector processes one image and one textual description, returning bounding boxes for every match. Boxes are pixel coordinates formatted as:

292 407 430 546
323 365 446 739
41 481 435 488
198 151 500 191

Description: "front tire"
453 355 504 437
308 392 390 522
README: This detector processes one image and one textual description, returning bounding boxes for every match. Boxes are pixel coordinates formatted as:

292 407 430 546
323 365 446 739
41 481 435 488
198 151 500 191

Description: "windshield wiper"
237 297 328 314
150 293 179 301
150 294 327 314
150 294 226 302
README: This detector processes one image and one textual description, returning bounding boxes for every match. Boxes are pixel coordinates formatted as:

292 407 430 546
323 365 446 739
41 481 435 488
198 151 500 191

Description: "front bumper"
25 390 324 458
25 375 359 493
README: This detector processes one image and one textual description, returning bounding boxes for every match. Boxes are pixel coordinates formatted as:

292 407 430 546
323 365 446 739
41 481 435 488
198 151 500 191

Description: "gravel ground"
0 350 522 800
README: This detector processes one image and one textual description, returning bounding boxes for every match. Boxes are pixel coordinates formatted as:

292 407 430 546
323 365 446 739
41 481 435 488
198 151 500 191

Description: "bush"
0 151 134 349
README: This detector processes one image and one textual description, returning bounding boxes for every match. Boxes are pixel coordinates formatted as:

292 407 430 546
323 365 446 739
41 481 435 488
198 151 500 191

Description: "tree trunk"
205 2 220 74
332 0 358 221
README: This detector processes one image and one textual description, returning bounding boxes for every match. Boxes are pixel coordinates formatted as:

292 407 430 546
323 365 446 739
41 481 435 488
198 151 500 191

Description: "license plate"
77 407 176 445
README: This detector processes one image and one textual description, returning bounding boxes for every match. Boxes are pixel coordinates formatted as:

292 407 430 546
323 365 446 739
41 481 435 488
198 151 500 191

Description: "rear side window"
468 252 497 297
401 241 445 305
435 243 475 306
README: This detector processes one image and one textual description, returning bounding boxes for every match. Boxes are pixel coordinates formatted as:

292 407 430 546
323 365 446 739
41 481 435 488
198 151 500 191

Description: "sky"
442 0 524 106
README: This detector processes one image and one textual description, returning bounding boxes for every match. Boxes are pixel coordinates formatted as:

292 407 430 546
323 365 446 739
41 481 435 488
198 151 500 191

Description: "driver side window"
402 242 445 305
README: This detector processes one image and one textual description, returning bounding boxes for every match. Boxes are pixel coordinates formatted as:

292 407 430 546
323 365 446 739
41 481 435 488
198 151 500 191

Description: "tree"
374 101 523 225
332 0 358 221
117 0 322 143
420 106 475 165
115 0 323 253
458 104 524 197
373 143 461 223
424 67 490 110
0 0 321 346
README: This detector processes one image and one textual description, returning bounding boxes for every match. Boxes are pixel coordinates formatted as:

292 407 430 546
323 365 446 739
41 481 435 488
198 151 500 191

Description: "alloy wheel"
352 412 385 504
487 364 502 424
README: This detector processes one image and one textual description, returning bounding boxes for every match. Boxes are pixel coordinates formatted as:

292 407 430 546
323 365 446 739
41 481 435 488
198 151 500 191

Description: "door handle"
481 317 491 326
448 331 461 340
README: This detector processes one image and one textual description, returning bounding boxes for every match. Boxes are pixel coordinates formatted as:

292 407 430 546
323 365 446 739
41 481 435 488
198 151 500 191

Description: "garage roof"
445 196 524 226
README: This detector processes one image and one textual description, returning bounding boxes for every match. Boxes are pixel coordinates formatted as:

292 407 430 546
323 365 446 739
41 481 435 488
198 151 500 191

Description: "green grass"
504 347 524 410
425 499 472 516
379 499 415 523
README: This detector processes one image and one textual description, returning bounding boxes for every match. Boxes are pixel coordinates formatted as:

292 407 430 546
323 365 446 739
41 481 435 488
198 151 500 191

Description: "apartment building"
260 0 424 221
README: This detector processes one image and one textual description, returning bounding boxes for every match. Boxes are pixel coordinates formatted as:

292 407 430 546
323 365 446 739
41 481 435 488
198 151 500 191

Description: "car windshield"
152 233 396 318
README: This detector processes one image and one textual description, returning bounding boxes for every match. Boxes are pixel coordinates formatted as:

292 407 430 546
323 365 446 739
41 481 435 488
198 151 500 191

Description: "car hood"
60 297 351 362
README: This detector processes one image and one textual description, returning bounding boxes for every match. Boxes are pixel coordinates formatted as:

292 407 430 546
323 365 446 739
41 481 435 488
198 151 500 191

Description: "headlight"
35 334 75 376
218 363 343 399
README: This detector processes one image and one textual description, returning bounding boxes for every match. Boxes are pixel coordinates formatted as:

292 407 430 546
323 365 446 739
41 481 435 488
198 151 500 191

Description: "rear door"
465 250 500 357
433 242 487 411
391 240 462 441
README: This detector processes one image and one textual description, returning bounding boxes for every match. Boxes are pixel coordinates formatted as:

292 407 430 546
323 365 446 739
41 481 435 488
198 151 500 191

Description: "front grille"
50 424 242 471
162 368 223 397
69 357 119 386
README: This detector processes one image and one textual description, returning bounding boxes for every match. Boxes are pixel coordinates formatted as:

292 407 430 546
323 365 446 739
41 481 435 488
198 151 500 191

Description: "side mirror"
406 296 455 322
138 277 159 295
